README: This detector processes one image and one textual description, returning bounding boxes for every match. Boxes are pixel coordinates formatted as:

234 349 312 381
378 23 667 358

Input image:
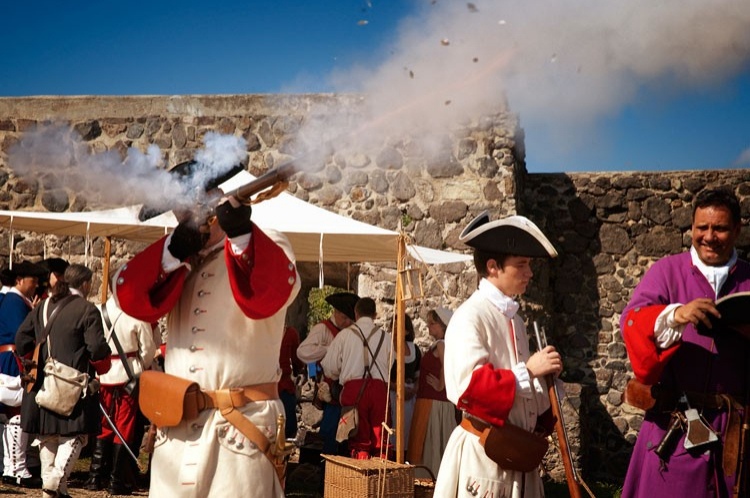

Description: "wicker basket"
322 454 415 498
413 477 435 498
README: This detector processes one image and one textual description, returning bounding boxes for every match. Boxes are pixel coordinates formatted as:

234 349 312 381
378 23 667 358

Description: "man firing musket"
113 158 301 497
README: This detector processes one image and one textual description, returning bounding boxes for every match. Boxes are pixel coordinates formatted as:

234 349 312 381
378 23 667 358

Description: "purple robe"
620 252 750 498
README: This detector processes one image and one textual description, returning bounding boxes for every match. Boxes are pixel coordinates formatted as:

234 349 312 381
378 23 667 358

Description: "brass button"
189 365 197 373
627 319 634 327
117 277 124 285
192 326 204 333
288 276 295 285
189 345 198 352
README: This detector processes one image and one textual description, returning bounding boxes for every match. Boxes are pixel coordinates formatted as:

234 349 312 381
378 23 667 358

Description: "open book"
697 291 750 340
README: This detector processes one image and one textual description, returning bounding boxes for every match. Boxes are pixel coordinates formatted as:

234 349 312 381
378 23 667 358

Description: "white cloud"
733 146 750 166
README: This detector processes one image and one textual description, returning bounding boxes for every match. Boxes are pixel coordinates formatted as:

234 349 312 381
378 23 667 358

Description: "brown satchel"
462 417 549 472
139 370 202 427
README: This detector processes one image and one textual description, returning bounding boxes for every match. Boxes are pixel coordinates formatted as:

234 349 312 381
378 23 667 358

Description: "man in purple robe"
620 187 749 498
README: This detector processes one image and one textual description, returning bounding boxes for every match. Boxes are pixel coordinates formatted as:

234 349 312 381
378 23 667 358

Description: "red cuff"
91 357 112 375
456 363 516 427
225 225 297 319
622 305 681 384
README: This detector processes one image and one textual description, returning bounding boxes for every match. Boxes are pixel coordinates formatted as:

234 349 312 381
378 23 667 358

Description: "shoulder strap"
102 303 137 383
354 324 387 381
39 294 77 360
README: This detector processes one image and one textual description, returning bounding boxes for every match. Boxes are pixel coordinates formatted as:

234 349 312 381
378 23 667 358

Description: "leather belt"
652 386 744 412
460 416 490 438
199 382 284 486
0 344 16 354
652 386 744 479
200 383 279 411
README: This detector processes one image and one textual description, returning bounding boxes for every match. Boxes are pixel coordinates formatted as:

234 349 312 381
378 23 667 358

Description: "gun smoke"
286 0 750 170
7 125 248 212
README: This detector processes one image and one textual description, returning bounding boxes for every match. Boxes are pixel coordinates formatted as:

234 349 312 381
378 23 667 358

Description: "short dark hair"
52 264 92 301
693 188 741 226
354 297 376 319
473 250 512 278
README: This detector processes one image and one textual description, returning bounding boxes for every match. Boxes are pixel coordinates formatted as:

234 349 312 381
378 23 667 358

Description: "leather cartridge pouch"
463 417 549 472
139 370 202 427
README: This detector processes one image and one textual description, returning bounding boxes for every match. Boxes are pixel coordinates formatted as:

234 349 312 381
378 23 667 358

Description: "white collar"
478 278 520 318
690 245 736 298
8 287 33 307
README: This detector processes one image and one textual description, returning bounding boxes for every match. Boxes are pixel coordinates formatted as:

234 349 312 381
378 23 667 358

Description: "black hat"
325 292 360 321
11 261 46 279
39 257 69 276
138 160 245 221
459 211 558 258
168 160 245 193
0 268 15 287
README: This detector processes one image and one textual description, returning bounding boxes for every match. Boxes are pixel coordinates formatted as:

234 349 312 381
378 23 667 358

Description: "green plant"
307 285 349 330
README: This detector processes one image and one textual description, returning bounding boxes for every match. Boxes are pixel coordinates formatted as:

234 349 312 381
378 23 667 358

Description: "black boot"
108 444 136 496
84 438 113 491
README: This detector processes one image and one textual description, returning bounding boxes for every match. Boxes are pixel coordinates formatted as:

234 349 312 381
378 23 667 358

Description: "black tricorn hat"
325 292 360 321
0 268 15 287
138 160 246 221
459 211 558 258
11 261 46 278
168 160 245 193
39 257 69 276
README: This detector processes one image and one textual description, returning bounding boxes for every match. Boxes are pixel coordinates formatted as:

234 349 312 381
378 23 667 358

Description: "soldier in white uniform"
114 180 300 497
434 212 562 498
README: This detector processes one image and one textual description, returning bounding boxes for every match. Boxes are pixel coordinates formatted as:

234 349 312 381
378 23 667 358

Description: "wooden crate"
322 454 415 498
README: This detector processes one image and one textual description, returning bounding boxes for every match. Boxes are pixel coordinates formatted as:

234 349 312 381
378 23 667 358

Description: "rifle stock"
534 322 584 498
225 162 296 202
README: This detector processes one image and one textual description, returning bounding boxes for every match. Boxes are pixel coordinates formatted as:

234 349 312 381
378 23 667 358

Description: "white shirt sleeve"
654 303 685 349
511 361 534 398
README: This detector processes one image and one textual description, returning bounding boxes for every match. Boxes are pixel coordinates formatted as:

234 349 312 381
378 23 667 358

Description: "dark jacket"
15 295 110 435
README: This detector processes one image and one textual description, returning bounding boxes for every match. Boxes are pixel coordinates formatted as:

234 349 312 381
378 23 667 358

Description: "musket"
139 161 297 223
99 403 144 471
226 162 296 203
533 321 590 498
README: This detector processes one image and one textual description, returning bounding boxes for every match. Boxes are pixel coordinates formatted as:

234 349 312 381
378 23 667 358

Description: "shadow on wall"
523 173 633 484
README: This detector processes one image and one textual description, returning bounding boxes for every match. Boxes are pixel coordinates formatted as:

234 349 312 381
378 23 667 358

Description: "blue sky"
2 1 749 174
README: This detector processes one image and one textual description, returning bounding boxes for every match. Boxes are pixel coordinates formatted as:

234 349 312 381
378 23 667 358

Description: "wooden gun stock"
534 322 585 498
226 162 295 203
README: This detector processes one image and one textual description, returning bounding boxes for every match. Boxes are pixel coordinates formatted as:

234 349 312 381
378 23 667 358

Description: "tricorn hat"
39 257 69 276
325 292 360 321
459 211 558 258
11 261 46 279
138 160 245 221
168 160 246 193
434 307 454 327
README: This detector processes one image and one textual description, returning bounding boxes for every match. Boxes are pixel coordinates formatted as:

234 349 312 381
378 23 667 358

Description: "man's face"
15 276 38 300
692 205 741 266
332 309 353 329
488 255 533 296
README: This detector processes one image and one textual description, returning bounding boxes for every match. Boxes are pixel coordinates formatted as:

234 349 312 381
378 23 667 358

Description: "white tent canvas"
0 171 471 265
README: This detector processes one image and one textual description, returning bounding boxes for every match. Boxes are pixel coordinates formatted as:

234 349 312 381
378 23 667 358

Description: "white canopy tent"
0 170 471 265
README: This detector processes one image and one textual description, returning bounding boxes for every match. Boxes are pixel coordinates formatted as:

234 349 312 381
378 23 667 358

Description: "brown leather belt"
460 416 490 437
200 383 278 411
0 344 16 354
199 382 284 486
652 385 743 412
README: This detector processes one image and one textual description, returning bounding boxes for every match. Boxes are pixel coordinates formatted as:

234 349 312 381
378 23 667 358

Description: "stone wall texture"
1 95 749 484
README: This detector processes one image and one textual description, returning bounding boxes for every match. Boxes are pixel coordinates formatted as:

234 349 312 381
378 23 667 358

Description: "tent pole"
395 235 407 463
100 236 111 303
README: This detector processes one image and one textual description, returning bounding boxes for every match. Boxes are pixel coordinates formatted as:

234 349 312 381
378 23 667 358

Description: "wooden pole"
100 236 111 304
394 235 407 463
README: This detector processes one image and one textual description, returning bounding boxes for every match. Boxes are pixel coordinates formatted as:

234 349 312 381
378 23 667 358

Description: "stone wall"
1 95 749 484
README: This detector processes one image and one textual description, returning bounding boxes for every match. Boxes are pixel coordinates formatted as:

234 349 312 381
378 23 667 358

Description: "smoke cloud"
290 0 750 169
7 125 247 212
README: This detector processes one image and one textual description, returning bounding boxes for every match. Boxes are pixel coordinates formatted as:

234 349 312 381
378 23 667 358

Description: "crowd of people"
0 182 745 498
